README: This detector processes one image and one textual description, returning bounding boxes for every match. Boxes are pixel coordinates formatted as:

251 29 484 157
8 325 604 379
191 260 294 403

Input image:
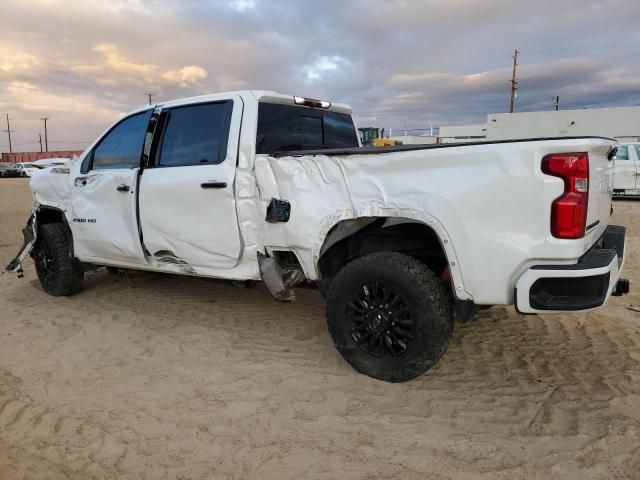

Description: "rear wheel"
326 251 453 382
32 223 84 296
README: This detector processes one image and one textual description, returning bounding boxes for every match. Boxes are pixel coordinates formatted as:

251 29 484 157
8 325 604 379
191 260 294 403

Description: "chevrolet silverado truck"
5 91 629 382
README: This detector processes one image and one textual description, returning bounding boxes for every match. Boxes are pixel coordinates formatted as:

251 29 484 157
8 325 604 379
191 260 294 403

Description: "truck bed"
272 136 616 157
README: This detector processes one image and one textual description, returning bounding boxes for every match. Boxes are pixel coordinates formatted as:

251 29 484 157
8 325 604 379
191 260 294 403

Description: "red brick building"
1 151 84 163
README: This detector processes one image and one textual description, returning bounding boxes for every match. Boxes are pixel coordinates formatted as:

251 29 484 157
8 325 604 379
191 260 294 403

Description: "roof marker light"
293 96 331 109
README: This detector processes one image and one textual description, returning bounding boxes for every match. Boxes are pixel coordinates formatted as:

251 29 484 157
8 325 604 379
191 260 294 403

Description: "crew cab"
5 91 629 382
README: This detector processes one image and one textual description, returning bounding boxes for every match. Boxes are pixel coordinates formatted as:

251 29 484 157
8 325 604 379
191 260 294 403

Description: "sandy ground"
0 177 639 480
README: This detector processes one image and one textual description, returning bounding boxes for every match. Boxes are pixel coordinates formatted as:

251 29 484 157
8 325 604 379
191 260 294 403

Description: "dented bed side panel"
255 138 617 305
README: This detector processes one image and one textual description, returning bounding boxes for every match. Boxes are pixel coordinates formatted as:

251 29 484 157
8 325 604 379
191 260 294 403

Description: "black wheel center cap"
367 309 390 333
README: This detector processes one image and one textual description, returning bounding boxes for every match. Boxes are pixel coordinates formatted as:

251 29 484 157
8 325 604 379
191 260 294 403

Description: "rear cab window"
256 103 359 154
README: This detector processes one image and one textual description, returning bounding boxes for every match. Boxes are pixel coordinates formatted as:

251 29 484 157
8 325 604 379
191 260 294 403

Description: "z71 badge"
72 218 96 223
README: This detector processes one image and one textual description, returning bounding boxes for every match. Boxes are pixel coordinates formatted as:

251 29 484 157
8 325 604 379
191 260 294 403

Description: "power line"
0 141 40 147
509 49 519 113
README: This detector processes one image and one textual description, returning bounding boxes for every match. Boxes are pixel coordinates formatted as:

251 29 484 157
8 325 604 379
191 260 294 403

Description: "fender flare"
313 209 472 301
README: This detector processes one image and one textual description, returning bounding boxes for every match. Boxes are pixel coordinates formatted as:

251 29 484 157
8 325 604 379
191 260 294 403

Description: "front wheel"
32 223 84 296
326 251 453 382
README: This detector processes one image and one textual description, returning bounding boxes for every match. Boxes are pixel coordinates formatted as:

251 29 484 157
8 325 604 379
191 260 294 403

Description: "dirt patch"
1 178 639 479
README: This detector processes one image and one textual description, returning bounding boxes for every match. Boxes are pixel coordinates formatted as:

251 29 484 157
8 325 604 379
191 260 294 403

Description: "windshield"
256 103 359 154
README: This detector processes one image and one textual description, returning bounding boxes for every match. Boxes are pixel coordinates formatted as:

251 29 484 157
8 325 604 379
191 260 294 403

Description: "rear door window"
156 101 233 167
256 103 359 154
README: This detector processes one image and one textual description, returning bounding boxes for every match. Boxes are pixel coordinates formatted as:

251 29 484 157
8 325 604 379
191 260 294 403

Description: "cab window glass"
256 103 359 154
634 145 640 160
93 112 150 169
614 146 629 160
157 101 233 167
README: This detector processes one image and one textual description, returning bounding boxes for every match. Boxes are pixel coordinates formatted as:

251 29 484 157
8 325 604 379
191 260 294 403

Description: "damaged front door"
70 109 152 264
138 97 243 271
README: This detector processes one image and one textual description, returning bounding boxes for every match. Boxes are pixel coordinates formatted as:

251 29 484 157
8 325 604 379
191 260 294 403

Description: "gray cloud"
0 0 639 151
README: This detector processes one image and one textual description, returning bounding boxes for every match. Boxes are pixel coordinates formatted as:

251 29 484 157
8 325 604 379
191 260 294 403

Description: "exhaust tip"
613 278 630 296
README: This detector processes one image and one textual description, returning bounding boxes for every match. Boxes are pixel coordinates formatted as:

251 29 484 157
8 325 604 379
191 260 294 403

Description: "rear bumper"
515 225 627 313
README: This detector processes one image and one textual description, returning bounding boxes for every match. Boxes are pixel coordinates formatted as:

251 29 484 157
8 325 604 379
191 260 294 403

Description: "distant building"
389 135 438 145
486 106 640 141
437 106 640 143
1 150 83 163
438 123 487 143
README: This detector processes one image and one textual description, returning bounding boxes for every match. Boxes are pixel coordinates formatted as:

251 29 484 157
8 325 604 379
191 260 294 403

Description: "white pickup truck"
612 142 640 196
5 91 629 382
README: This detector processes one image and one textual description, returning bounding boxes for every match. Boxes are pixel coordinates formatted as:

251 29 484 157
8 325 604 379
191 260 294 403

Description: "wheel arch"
36 205 68 226
34 205 77 257
316 214 470 301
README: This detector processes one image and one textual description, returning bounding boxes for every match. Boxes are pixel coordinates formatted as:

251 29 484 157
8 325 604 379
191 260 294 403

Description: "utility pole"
41 117 49 152
553 95 559 111
146 93 153 105
39 133 43 152
509 49 519 113
3 114 14 153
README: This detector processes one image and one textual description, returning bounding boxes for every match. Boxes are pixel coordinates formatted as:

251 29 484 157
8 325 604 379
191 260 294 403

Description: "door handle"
116 184 130 192
201 182 227 189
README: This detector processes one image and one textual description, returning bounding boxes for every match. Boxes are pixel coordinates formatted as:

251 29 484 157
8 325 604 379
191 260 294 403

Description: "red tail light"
541 153 589 239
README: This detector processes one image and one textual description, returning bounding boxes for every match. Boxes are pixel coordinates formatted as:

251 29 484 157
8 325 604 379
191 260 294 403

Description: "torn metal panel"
5 214 37 277
257 252 295 302
153 250 197 275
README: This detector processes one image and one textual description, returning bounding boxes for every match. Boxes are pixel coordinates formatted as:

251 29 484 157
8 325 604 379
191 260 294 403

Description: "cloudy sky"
0 0 639 152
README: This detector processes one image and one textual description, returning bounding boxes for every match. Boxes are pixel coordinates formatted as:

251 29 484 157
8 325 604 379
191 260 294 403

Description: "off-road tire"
32 223 84 296
326 251 453 382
